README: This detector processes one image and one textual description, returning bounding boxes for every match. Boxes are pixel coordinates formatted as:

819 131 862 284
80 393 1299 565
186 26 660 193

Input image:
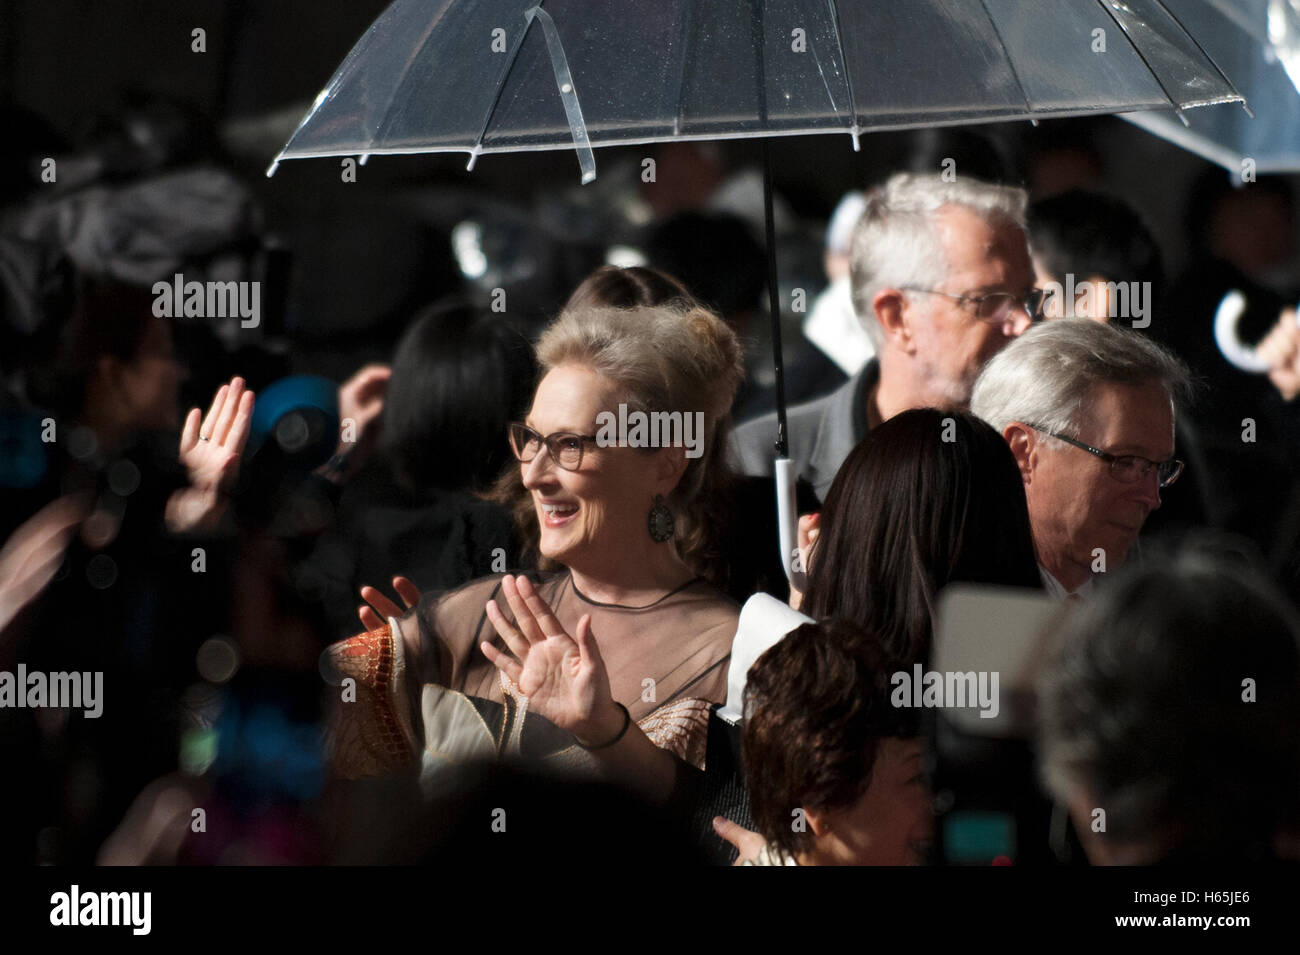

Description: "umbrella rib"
1092 0 1188 124
365 1 478 157
975 0 1035 118
465 5 541 170
670 1 701 136
823 0 862 149
789 0 852 140
270 0 460 175
1149 0 1253 116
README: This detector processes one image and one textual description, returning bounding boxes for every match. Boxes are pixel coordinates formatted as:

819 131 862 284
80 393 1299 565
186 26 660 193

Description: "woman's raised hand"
180 376 254 493
168 377 255 533
357 575 422 632
480 574 621 743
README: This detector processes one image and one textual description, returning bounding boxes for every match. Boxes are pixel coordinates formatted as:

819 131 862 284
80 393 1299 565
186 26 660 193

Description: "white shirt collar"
1039 564 1094 602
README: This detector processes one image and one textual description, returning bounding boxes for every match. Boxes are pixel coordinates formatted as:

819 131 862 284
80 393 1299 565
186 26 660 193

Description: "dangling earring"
647 494 675 542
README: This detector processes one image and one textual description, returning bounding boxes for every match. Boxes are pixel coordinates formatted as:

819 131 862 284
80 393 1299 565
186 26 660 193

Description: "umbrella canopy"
269 0 1243 181
1124 0 1300 173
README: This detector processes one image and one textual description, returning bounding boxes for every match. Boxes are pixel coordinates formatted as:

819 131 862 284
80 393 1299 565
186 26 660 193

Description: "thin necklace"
566 570 703 610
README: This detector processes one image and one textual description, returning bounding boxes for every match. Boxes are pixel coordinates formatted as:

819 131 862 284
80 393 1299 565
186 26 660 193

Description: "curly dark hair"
742 619 921 860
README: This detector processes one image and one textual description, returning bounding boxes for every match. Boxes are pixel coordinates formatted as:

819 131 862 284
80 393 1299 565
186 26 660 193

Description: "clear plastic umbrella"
1124 0 1300 173
270 0 1243 179
270 0 1244 587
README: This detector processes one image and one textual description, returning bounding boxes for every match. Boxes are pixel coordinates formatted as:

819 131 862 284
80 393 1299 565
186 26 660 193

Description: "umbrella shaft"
762 140 789 459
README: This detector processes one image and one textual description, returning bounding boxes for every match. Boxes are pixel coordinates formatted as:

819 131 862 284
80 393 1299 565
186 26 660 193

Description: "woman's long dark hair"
380 299 536 494
801 408 1041 664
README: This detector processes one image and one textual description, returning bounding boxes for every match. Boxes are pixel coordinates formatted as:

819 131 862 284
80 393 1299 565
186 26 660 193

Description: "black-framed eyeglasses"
899 286 1048 323
508 422 598 472
1024 423 1184 488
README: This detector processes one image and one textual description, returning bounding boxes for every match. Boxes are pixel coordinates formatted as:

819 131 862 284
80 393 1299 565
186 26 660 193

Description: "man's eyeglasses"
900 286 1048 324
1025 424 1184 488
508 422 598 472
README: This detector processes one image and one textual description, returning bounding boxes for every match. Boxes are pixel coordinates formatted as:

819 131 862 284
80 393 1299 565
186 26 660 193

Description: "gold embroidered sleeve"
636 697 713 771
323 624 419 779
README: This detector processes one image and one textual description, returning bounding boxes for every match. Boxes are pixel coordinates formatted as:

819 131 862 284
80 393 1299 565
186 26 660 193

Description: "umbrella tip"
265 160 280 179
1175 108 1190 128
1242 101 1256 119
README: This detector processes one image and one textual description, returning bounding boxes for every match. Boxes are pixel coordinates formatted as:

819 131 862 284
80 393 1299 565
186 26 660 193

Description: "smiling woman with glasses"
506 423 598 472
325 291 746 806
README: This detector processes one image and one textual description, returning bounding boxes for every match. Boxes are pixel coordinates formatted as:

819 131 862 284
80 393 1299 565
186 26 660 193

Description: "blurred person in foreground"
1038 546 1300 863
2 280 253 862
972 319 1192 601
326 301 745 804
333 760 702 865
740 619 932 866
17 281 252 536
731 172 1041 503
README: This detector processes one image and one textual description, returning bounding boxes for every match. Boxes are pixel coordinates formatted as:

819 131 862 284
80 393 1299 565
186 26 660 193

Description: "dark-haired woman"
301 300 535 640
801 407 1042 664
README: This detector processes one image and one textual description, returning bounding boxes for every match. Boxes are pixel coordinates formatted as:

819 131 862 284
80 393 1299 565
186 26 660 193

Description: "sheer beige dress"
325 572 738 782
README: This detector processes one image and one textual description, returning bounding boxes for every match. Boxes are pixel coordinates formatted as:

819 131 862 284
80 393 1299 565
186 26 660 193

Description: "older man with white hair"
732 172 1043 502
971 319 1193 600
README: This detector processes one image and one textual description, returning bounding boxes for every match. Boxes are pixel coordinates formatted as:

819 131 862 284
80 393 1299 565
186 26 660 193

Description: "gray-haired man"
971 319 1193 600
731 172 1042 502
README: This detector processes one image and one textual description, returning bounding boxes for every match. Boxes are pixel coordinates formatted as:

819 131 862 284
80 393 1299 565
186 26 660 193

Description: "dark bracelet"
577 702 631 751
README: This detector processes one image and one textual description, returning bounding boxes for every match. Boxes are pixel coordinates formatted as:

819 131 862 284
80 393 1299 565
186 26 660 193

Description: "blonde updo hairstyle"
496 303 744 583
